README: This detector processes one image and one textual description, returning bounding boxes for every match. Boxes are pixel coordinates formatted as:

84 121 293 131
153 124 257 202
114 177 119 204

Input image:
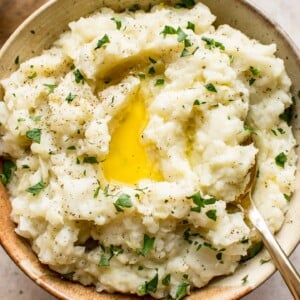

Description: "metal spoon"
241 142 300 300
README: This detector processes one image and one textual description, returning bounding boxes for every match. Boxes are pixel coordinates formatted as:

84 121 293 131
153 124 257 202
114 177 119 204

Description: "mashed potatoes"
0 1 296 298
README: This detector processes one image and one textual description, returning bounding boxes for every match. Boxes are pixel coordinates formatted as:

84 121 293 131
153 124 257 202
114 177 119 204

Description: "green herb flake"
0 159 16 186
204 83 217 93
175 282 189 300
229 54 234 64
279 107 293 125
148 66 156 75
203 241 218 251
26 128 41 144
29 115 42 122
176 27 187 42
181 48 190 57
175 0 195 8
26 180 46 196
277 128 285 135
249 66 260 76
111 17 122 30
22 164 30 169
114 193 133 212
161 25 177 37
260 258 271 265
162 274 171 286
103 184 110 197
149 57 157 64
28 72 37 79
155 79 165 86
137 234 155 256
95 34 110 50
284 193 291 202
243 241 263 260
73 69 85 84
188 191 216 212
94 180 101 198
242 275 248 285
98 255 110 266
241 236 249 244
83 156 98 164
202 37 225 50
249 78 256 86
244 124 256 134
67 146 76 150
275 152 287 168
206 209 217 221
216 252 223 261
15 56 20 65
186 21 195 32
65 92 77 103
43 84 58 94
139 273 158 295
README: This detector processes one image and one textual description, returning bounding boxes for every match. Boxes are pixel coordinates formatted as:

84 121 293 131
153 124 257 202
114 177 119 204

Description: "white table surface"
0 0 299 299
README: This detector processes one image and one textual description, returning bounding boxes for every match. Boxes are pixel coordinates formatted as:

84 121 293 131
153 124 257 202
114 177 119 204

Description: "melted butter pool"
102 92 163 185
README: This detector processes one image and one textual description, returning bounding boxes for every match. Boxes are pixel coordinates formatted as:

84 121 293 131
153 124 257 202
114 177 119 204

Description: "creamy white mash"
0 1 296 299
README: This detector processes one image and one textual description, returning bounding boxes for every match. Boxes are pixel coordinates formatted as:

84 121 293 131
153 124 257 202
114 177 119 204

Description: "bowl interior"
0 1 299 299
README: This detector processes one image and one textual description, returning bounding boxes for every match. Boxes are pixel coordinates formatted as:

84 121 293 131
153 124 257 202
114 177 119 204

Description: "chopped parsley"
95 34 110 50
275 152 287 168
26 180 46 196
67 145 76 150
216 252 223 261
94 180 101 198
175 282 189 300
43 83 57 94
161 25 177 37
242 275 248 285
155 79 165 86
187 191 216 213
176 27 187 42
114 193 133 212
175 0 195 8
26 128 41 144
284 194 291 202
139 273 158 295
15 56 20 65
28 72 37 79
137 234 155 256
98 255 110 266
29 115 41 122
186 21 195 32
162 274 171 286
181 48 190 57
243 241 263 261
244 124 256 134
249 78 256 86
0 159 16 186
73 69 85 84
83 156 98 164
229 54 234 64
279 107 293 125
206 209 217 221
148 66 156 74
138 73 146 79
260 258 271 265
65 93 77 103
111 17 122 30
201 37 225 50
193 99 200 105
204 83 217 93
148 57 157 64
249 66 260 76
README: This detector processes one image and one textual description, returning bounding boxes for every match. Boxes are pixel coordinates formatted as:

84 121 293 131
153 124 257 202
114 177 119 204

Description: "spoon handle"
249 206 300 300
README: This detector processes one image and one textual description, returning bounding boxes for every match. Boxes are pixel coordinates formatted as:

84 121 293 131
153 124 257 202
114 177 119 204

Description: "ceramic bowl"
0 0 299 299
